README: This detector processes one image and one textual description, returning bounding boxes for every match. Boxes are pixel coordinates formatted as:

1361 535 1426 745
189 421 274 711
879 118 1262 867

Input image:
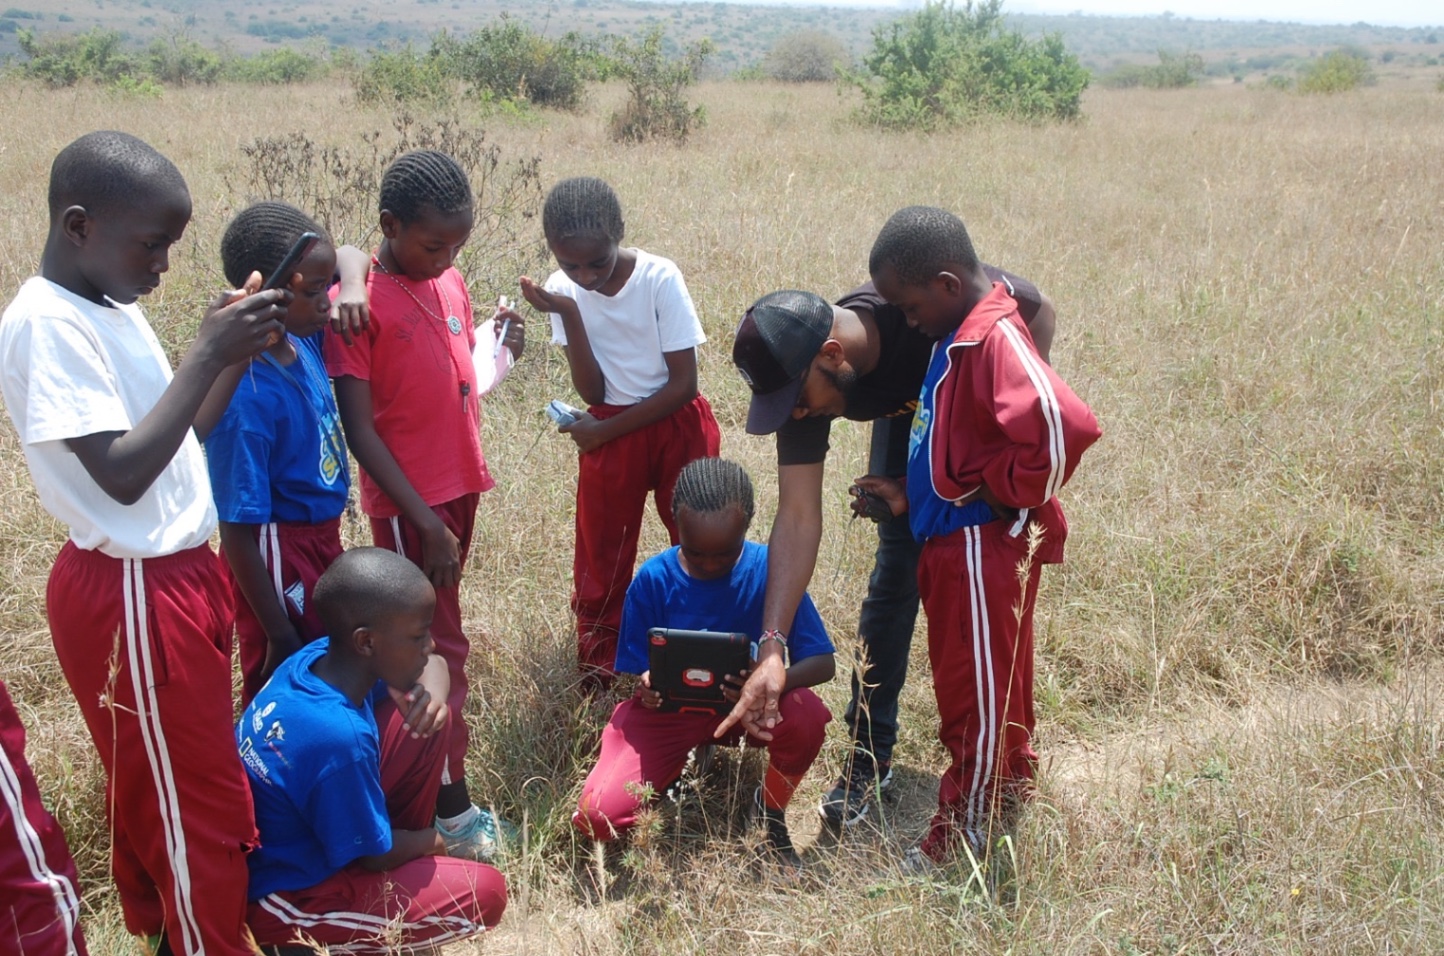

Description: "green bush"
226 47 325 84
1099 50 1204 89
16 27 142 86
353 44 453 105
435 19 596 110
146 34 223 86
1297 49 1373 94
607 27 712 144
846 0 1088 131
762 29 849 83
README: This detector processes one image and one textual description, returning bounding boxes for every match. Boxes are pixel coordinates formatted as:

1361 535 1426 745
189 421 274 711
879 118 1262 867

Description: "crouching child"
238 547 506 952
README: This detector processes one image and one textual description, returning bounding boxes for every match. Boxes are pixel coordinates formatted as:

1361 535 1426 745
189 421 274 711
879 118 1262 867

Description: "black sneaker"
818 753 893 828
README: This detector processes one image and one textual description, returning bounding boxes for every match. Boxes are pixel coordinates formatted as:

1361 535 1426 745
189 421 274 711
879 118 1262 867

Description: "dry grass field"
0 73 1441 954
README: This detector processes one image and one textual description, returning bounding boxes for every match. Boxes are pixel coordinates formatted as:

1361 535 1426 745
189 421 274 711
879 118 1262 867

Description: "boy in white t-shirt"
0 130 287 955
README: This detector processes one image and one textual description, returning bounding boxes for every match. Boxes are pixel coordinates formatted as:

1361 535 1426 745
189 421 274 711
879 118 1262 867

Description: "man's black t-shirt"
776 267 1043 466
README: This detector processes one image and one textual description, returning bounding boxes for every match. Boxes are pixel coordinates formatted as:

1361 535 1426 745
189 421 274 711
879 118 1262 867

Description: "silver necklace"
372 255 463 335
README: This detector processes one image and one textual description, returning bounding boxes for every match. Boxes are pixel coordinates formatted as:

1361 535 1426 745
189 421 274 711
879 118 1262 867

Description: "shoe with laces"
818 753 893 828
436 807 515 862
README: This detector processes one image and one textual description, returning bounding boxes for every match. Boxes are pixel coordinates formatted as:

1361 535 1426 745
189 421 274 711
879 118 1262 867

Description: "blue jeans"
842 415 922 767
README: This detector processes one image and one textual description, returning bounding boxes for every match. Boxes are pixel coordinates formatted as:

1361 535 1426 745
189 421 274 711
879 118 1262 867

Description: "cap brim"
745 377 804 436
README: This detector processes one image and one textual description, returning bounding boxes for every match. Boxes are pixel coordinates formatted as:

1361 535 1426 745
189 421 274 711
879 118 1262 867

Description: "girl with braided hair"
206 201 371 706
325 150 525 862
518 177 721 688
571 458 834 871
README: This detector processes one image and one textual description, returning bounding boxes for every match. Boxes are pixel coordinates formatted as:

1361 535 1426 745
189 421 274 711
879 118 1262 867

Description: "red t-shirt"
325 266 493 518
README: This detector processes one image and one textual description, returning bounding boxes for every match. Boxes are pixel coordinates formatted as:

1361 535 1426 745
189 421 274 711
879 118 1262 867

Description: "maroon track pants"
47 543 256 955
917 519 1042 860
0 679 88 955
572 396 720 676
246 700 506 951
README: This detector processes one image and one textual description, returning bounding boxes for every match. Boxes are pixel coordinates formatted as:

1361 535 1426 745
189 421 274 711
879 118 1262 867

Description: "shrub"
1297 48 1373 94
1099 49 1204 89
353 44 453 105
231 112 547 296
145 34 223 86
846 0 1088 131
227 47 325 84
762 29 850 83
607 27 712 144
16 27 142 86
435 19 596 110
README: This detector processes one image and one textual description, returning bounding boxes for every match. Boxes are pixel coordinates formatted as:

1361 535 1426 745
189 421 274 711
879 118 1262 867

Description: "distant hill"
2 0 1440 74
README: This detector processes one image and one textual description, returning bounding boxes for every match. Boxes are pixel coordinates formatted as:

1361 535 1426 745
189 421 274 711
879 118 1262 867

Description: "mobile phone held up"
850 485 894 523
261 232 322 292
546 399 583 427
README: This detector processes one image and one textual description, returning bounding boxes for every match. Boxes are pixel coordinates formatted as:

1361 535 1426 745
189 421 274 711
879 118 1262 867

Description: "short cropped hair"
379 150 472 223
314 548 433 641
868 205 979 287
672 457 755 525
48 130 188 220
219 202 332 289
542 177 625 245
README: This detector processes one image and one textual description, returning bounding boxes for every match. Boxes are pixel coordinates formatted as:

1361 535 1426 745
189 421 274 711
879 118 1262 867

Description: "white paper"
472 318 514 397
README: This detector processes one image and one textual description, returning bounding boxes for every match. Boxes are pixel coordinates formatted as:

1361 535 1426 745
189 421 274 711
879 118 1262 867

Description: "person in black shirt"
721 270 1054 828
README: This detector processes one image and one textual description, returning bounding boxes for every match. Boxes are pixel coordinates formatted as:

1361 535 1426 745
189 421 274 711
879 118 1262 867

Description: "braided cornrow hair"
868 205 979 287
671 457 755 526
379 150 473 223
219 201 331 289
542 176 625 245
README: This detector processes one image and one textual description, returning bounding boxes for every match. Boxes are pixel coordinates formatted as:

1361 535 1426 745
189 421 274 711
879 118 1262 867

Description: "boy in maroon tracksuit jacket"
856 206 1101 871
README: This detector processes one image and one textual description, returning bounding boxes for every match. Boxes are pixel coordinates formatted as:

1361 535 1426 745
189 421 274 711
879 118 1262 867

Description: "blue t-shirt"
907 339 995 542
616 541 833 675
206 333 349 525
236 638 390 900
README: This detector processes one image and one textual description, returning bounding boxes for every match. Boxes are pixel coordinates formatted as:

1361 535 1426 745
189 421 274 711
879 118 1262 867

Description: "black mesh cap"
732 290 833 435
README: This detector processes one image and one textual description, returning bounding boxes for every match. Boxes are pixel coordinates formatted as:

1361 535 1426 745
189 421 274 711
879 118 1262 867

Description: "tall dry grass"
0 76 1440 954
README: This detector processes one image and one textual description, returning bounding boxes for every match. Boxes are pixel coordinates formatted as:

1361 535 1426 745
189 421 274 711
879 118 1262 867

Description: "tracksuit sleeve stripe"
997 319 1065 502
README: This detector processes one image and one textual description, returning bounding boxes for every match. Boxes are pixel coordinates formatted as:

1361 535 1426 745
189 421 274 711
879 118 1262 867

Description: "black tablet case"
647 628 752 715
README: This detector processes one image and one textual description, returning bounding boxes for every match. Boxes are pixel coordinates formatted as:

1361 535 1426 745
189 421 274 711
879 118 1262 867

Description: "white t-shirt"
546 249 706 406
0 277 217 558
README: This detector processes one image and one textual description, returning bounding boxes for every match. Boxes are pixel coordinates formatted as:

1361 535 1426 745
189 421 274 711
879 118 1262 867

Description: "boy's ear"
378 210 399 240
351 625 376 658
935 271 964 298
59 206 91 248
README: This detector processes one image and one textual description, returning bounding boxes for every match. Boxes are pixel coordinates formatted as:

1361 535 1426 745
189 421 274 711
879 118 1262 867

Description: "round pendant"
446 316 462 335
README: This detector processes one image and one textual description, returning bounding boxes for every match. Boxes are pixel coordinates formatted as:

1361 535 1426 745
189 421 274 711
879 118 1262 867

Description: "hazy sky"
688 0 1440 28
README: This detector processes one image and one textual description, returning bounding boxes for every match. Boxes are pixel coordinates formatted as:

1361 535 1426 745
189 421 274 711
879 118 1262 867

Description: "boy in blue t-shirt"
573 458 834 867
207 202 365 704
238 547 506 951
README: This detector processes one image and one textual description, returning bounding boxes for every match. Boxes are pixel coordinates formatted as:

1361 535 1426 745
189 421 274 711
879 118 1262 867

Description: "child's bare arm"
561 347 698 455
782 653 835 691
67 285 286 505
388 653 451 739
333 376 461 589
721 653 834 704
356 827 446 872
518 276 604 404
330 245 372 346
219 521 302 682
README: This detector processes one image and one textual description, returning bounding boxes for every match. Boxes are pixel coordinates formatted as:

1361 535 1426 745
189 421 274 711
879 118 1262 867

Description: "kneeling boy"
239 548 506 952
573 458 834 866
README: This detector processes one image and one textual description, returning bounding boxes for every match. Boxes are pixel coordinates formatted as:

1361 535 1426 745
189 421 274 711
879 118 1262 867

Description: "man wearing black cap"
717 270 1053 829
